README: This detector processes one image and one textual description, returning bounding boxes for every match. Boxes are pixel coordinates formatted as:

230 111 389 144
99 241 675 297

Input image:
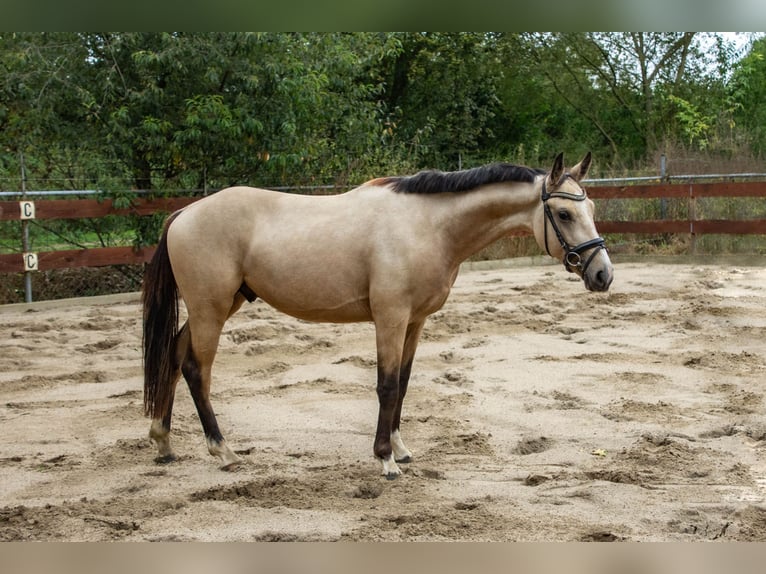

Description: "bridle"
541 177 607 275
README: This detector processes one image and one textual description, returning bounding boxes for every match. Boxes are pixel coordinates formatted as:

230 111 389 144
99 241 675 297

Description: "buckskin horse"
142 152 613 478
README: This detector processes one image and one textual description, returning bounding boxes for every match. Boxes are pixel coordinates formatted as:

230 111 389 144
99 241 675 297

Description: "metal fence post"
689 184 697 255
20 152 32 303
660 154 667 220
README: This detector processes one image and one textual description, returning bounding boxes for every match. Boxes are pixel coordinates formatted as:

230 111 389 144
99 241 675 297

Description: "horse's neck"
436 181 539 265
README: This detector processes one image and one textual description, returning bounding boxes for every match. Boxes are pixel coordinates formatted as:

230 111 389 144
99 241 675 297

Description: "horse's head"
532 152 613 292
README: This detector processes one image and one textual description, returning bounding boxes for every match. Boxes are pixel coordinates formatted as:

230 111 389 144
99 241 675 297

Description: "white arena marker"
23 252 38 272
19 201 36 220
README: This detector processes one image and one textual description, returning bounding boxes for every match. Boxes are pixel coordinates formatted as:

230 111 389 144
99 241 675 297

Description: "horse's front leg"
373 318 409 479
390 361 413 464
390 319 426 464
375 366 402 479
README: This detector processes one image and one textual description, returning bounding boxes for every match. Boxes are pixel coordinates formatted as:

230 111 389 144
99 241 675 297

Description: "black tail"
142 214 181 419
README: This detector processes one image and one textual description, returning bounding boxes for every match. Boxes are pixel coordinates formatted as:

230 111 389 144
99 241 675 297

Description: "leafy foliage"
1 32 761 193
730 36 766 156
0 32 763 247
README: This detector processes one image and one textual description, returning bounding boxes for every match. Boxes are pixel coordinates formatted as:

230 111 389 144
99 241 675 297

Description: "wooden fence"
0 197 195 273
1 181 765 274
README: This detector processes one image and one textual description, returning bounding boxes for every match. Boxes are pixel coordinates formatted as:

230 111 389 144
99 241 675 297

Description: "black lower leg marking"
374 366 399 461
392 358 413 432
182 350 224 445
161 401 174 433
392 358 414 464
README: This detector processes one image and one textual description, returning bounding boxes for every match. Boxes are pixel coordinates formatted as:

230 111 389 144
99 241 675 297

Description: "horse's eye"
558 209 572 221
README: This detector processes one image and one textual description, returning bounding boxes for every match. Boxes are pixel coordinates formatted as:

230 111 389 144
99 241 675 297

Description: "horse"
142 152 613 479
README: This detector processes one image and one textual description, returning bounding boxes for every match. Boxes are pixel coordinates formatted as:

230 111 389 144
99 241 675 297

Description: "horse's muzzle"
584 261 613 292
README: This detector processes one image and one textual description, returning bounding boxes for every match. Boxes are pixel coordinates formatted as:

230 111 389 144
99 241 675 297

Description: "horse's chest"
409 275 454 319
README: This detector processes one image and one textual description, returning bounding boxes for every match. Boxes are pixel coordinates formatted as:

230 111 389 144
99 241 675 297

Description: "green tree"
488 33 591 167
84 32 401 190
730 36 766 156
0 32 121 190
374 32 503 170
521 33 744 167
1 31 760 195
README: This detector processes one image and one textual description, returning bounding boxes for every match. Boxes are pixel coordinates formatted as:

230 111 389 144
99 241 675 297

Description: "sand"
2 258 766 541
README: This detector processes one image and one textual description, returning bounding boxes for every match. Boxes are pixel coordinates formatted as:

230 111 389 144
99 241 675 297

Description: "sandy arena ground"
2 258 766 541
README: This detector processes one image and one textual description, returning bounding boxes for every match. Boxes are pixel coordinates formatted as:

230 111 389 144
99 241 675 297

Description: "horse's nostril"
592 269 611 291
597 269 613 291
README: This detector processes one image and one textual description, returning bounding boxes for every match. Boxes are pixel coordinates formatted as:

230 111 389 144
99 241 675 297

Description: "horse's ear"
548 152 565 186
571 152 592 182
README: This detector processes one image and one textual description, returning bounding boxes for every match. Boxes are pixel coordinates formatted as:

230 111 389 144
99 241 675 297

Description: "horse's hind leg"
183 294 246 469
149 322 189 463
150 416 176 462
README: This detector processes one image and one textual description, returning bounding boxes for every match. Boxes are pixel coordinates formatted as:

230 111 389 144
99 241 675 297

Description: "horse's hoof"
395 455 412 464
220 461 243 472
154 454 178 464
385 472 400 481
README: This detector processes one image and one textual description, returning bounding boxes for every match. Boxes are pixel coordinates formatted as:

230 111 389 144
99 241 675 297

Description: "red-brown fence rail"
1 181 765 274
588 181 766 235
0 197 196 273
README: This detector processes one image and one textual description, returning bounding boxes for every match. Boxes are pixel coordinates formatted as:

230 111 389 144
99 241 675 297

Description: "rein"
541 178 607 275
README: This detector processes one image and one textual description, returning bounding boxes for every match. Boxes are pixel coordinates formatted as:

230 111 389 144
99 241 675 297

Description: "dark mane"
381 163 546 194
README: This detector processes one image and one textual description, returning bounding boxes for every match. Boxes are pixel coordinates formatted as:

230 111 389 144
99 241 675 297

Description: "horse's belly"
245 268 372 323
243 237 374 323
258 291 373 323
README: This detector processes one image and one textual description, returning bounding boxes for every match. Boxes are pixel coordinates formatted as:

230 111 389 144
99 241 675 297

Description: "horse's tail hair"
142 213 181 420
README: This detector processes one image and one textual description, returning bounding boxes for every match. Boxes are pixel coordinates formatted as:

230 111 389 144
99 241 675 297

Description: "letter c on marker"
23 253 38 272
19 201 35 220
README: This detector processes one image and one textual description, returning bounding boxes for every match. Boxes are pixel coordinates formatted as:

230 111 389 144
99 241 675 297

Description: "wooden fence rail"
0 196 197 273
1 181 765 274
0 196 197 221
